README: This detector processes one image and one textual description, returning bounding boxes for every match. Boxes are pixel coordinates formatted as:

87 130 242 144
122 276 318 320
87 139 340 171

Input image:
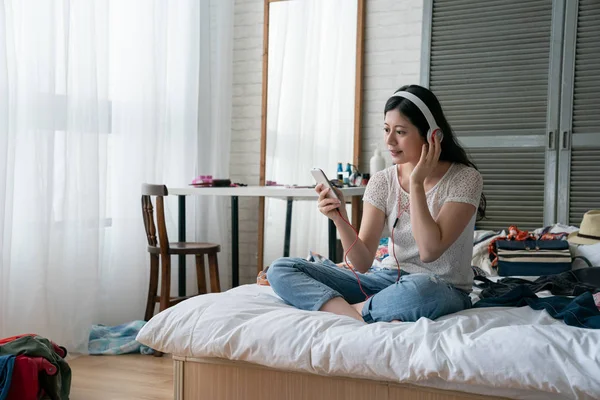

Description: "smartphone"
311 168 339 200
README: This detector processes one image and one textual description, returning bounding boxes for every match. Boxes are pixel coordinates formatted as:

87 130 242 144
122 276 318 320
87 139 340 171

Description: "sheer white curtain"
0 0 232 353
264 0 357 264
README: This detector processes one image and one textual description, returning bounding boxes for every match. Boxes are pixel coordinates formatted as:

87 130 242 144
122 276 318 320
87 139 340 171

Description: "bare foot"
390 320 402 323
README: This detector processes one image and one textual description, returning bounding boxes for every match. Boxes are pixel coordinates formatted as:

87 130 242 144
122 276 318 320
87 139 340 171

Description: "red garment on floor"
0 335 65 400
5 356 57 400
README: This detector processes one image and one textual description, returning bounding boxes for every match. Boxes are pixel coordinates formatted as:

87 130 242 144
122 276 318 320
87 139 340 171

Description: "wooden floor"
69 354 173 400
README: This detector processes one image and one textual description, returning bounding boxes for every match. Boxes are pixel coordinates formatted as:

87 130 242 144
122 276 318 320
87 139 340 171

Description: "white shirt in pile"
363 163 483 292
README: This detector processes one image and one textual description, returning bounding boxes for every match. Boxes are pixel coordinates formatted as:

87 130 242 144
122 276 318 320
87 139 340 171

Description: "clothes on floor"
7 356 57 400
474 285 600 329
0 355 15 400
0 335 66 357
0 335 71 400
267 257 472 323
474 270 600 299
89 320 154 355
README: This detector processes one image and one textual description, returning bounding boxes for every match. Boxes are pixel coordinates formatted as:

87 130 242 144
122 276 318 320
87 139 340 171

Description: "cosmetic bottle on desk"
343 163 351 186
369 146 385 175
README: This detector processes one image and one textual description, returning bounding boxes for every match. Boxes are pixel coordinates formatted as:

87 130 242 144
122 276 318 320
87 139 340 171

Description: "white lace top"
363 163 483 292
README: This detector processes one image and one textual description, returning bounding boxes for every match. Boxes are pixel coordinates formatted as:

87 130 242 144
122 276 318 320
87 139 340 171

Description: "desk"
169 185 365 295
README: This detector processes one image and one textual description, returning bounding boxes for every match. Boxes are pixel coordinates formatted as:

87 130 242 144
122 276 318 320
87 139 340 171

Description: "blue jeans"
267 257 472 323
474 285 600 329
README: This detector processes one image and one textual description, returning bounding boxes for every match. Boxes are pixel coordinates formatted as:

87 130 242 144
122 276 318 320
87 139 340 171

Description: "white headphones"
391 90 443 142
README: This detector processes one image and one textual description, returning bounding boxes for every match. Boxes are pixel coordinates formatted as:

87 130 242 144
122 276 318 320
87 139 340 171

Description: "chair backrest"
141 184 170 253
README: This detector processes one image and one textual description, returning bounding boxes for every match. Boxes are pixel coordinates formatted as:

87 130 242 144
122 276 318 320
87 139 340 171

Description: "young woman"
267 84 486 323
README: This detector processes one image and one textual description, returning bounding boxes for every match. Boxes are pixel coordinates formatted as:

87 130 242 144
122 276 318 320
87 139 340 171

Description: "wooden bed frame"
172 356 509 400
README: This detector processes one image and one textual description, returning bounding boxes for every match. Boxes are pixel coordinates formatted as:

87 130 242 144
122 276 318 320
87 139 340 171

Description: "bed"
136 278 600 400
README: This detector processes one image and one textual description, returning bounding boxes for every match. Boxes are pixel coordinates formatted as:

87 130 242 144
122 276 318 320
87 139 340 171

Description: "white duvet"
137 284 600 400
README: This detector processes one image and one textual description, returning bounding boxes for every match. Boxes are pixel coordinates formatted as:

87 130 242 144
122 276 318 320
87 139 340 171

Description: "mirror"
258 0 364 271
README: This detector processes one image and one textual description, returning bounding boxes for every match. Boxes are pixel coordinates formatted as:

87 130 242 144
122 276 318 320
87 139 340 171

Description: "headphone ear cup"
431 128 444 143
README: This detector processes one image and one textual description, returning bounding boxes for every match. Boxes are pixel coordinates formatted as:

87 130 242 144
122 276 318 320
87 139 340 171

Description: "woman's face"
384 109 425 165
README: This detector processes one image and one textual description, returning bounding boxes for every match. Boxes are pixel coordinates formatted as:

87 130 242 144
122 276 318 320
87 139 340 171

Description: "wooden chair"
141 183 221 321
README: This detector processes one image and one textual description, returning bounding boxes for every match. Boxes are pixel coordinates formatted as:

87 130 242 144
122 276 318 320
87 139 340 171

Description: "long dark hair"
384 84 486 220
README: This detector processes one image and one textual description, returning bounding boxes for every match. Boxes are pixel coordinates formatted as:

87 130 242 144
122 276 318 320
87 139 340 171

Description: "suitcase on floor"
0 334 69 400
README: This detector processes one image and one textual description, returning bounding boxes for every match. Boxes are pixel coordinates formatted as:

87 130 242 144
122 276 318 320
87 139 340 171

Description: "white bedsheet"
137 284 600 399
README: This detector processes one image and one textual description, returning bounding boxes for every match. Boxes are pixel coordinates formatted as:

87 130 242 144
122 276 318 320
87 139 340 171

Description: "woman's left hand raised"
410 132 442 185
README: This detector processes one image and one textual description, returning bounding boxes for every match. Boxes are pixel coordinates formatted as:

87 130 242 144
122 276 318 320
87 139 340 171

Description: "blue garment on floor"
89 321 154 355
0 355 15 400
474 285 600 329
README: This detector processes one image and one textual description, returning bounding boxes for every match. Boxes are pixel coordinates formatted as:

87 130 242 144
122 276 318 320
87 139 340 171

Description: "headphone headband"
391 90 441 140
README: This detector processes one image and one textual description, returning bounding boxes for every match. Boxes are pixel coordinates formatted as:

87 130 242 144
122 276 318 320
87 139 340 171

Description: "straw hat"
568 210 600 245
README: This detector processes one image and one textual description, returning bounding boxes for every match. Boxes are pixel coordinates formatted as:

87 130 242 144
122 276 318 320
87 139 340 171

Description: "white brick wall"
230 0 423 285
230 0 263 285
361 0 423 169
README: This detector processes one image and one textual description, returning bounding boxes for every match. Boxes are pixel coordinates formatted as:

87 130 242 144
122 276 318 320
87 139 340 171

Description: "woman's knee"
395 273 445 300
365 274 468 322
266 257 304 289
400 274 468 318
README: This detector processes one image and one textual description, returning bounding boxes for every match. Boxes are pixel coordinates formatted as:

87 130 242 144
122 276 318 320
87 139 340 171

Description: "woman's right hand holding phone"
315 184 347 222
